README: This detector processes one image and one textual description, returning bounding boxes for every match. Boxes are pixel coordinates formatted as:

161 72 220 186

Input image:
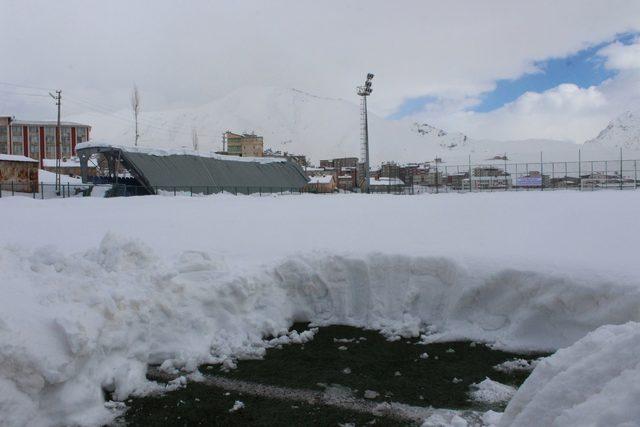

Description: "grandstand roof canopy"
77 142 308 193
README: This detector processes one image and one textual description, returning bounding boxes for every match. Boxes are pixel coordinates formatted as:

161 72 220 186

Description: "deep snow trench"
1 193 639 426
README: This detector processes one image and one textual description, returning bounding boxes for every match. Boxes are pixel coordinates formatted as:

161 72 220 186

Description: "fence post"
190 186 193 197
67 183 70 198
11 181 14 196
174 186 176 196
540 152 544 191
578 149 581 191
620 148 623 190
635 160 638 190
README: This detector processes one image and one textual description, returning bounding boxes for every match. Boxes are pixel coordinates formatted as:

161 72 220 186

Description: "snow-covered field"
1 192 639 426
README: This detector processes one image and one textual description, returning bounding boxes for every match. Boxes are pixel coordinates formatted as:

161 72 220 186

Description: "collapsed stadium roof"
77 142 308 194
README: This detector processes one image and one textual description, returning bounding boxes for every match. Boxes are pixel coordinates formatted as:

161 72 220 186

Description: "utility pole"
49 90 62 194
357 73 374 193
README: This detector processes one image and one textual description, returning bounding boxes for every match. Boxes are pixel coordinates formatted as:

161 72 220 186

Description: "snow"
41 158 82 168
307 175 333 184
75 140 287 164
0 154 38 163
0 191 639 426
493 358 540 374
370 177 405 186
500 322 640 426
584 110 640 151
69 86 631 166
469 378 516 404
38 169 85 185
228 400 244 412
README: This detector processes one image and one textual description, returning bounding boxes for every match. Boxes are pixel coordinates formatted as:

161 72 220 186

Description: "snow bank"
2 235 640 426
0 192 639 426
500 322 640 426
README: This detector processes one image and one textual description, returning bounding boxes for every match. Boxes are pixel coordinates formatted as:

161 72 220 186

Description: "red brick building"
0 116 91 168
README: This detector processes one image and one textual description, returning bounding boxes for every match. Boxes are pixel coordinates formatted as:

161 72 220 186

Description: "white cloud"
413 36 640 143
599 38 640 70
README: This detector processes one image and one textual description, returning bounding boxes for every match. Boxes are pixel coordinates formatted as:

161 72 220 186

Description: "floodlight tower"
357 73 374 193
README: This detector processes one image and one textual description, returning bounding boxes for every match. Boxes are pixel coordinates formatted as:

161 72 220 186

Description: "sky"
1 0 640 143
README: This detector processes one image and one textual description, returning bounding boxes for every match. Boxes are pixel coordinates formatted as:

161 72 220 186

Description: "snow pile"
469 378 516 404
2 234 640 426
500 322 640 426
38 169 84 185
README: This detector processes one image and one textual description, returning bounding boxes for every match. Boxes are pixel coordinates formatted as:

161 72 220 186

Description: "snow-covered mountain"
72 86 467 165
584 110 640 151
71 85 616 165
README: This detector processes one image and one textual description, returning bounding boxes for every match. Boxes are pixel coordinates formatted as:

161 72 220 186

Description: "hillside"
71 87 469 165
584 110 640 151
71 86 621 165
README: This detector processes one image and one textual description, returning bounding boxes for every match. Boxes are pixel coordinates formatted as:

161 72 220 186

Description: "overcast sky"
2 0 640 142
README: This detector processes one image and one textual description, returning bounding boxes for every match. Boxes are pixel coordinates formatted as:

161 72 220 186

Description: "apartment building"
224 132 264 157
0 116 91 168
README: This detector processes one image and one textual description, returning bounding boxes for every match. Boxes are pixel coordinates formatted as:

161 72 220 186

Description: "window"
11 126 23 154
77 127 87 143
0 127 7 154
28 126 40 159
61 127 72 157
45 127 56 158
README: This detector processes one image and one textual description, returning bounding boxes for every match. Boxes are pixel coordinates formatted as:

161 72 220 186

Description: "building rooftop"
308 175 334 184
10 120 91 127
0 154 38 163
369 177 405 186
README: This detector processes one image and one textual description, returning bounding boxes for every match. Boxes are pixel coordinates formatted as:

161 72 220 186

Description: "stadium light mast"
357 73 374 193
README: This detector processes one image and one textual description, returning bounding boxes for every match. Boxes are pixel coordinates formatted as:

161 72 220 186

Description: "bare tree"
130 84 141 146
192 127 199 151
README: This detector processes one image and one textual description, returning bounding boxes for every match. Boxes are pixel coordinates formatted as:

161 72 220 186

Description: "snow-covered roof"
42 158 82 168
0 154 38 163
369 177 405 186
76 140 286 164
10 120 90 127
308 175 334 184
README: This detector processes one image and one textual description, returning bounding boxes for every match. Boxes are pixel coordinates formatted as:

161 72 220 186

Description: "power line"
0 89 51 98
64 96 216 139
0 81 55 92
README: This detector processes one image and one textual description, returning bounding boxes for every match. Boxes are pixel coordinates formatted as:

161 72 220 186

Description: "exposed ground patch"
120 324 548 426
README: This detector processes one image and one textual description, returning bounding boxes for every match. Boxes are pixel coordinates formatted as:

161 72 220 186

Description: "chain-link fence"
1 157 639 199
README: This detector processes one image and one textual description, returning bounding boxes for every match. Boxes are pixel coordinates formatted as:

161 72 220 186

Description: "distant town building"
305 174 336 193
222 132 264 157
381 162 401 179
319 157 359 170
0 154 39 192
474 166 506 178
0 116 91 168
263 148 307 167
